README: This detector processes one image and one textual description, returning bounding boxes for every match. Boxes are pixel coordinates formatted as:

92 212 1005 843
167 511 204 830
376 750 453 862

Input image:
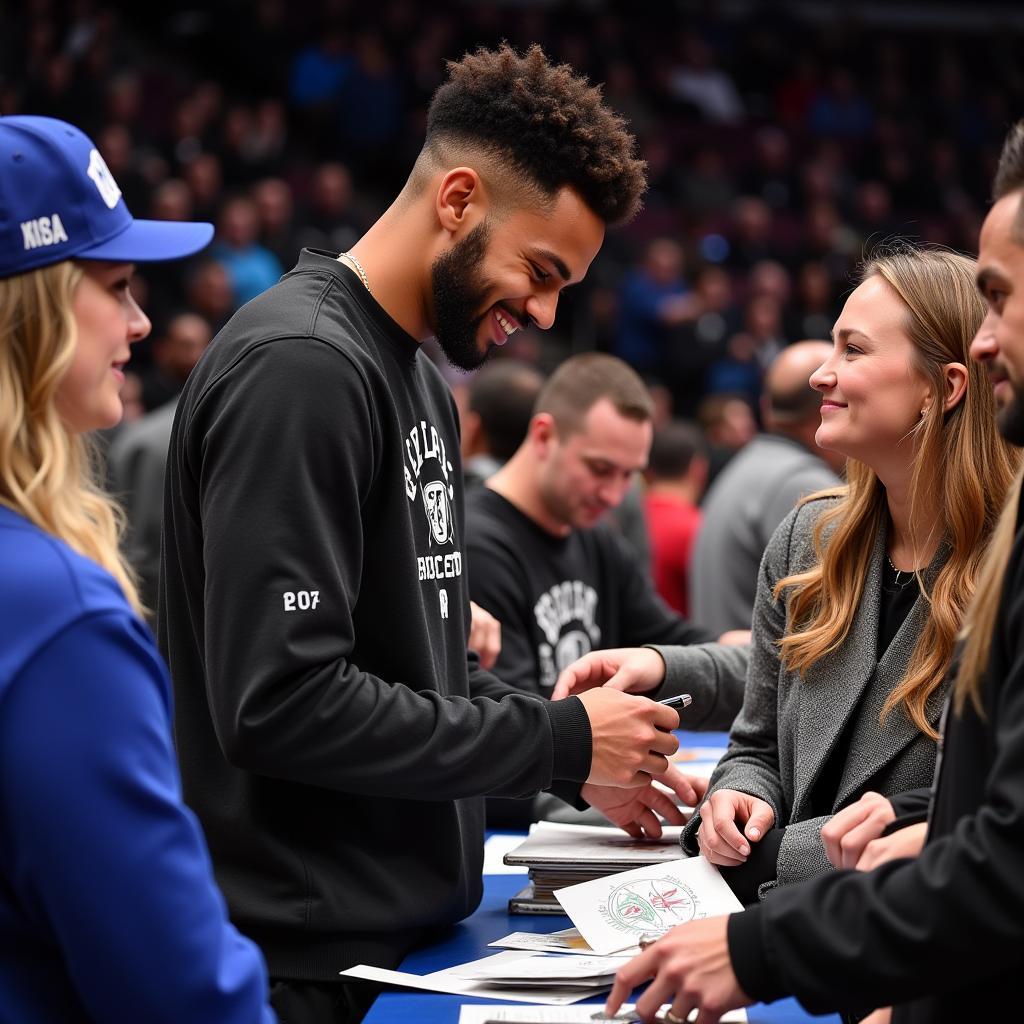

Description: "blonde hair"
0 262 141 612
776 246 1020 739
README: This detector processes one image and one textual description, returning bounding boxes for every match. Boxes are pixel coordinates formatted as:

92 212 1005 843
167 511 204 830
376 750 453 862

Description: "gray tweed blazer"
664 496 947 891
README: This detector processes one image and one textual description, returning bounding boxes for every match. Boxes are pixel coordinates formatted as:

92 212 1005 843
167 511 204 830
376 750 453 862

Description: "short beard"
998 388 1024 446
430 220 493 372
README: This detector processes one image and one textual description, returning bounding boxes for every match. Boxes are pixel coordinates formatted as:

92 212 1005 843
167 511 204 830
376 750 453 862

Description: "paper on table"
489 929 640 958
340 950 595 1005
457 1003 748 1022
452 953 632 983
503 822 685 869
554 858 743 956
485 833 530 874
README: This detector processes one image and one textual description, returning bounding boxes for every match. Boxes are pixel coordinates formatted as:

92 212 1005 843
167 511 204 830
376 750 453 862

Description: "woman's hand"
551 647 666 700
604 916 753 1023
821 791 895 870
696 789 775 867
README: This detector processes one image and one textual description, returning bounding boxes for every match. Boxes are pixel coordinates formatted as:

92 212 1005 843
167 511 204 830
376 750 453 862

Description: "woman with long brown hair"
555 243 1019 899
0 116 275 1022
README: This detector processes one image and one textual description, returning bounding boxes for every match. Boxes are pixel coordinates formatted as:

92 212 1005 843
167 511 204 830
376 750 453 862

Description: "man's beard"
431 220 494 372
997 384 1024 445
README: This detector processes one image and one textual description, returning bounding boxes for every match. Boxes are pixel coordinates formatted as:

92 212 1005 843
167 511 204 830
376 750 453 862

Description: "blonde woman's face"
57 261 150 433
809 276 931 470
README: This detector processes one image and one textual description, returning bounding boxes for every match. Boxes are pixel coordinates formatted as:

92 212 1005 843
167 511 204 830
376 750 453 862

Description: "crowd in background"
3 0 1022 432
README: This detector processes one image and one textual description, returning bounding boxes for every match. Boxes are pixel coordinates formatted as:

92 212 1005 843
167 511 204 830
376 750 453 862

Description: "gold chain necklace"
337 251 371 294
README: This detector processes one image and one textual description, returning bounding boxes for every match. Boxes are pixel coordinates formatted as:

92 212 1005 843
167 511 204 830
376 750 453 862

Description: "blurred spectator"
740 127 798 212
138 313 213 413
706 292 785 409
788 260 837 341
210 196 283 307
808 67 874 138
691 341 840 633
336 31 405 182
727 196 779 272
186 260 235 334
697 393 757 488
644 420 708 617
680 146 736 220
851 180 901 246
182 152 224 223
252 177 302 270
614 238 696 378
668 33 744 124
747 260 792 307
664 265 740 417
288 23 352 111
296 162 365 255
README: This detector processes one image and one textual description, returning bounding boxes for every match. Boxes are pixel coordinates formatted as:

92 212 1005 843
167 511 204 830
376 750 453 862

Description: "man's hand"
821 791 895 870
579 688 679 788
583 766 709 839
697 789 775 867
468 601 501 670
856 822 927 872
552 647 666 701
605 916 753 1023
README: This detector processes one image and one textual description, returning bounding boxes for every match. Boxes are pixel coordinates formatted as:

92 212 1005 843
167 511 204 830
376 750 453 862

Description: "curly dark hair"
425 43 646 225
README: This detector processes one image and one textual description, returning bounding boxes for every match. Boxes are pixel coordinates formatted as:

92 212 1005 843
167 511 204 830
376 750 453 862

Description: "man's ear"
941 361 969 413
529 412 558 457
436 167 486 235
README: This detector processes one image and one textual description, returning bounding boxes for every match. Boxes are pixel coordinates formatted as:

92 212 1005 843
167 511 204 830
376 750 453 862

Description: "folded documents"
452 952 631 987
342 950 608 1006
489 928 639 957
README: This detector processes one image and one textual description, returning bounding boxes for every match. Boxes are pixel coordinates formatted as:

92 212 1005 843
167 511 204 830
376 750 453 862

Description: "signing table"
363 732 840 1024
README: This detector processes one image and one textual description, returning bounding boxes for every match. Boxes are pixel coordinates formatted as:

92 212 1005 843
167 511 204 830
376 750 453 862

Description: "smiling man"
158 45 681 1024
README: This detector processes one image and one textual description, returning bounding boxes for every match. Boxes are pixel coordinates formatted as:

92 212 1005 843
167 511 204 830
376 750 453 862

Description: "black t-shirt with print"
465 487 713 698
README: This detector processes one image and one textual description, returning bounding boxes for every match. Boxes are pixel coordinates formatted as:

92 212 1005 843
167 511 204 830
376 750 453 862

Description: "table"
363 730 841 1024
363 871 838 1023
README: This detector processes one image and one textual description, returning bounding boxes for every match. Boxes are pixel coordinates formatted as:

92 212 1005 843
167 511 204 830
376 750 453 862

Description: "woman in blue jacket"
0 116 275 1023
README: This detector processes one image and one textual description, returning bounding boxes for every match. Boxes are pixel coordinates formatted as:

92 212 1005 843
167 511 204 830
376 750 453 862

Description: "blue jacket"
0 506 274 1023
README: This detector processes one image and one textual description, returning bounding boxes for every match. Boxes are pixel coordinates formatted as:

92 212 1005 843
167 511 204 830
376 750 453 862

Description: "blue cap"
0 115 213 279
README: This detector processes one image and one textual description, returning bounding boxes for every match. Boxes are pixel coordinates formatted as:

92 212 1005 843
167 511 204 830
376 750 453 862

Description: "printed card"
554 858 743 956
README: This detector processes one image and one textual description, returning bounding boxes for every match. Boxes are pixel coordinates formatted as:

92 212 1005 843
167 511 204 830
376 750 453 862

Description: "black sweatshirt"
158 250 592 980
727 481 1024 1023
465 488 714 696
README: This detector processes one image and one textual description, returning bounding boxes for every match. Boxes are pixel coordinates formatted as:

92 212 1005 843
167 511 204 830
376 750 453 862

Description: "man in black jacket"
603 120 1024 1024
159 45 684 1024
